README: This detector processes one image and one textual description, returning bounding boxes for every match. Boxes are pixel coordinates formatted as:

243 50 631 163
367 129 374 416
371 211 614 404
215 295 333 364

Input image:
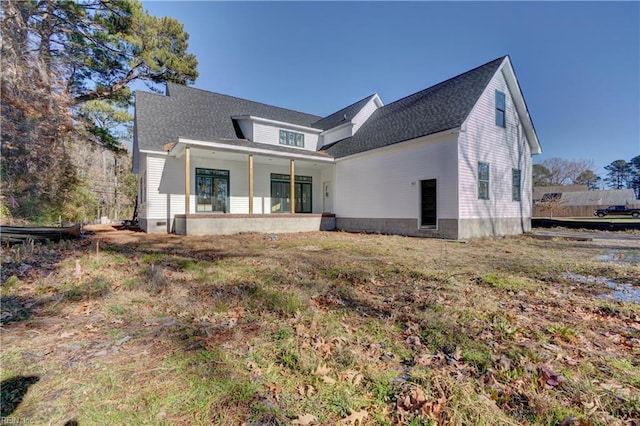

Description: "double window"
478 162 490 200
279 130 304 147
495 90 506 128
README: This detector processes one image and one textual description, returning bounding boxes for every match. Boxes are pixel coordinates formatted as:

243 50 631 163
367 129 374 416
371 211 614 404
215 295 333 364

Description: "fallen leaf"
297 384 316 398
313 362 331 376
295 323 307 336
265 382 282 394
312 337 332 356
291 413 316 425
538 363 566 388
340 409 368 425
338 370 363 386
321 375 336 384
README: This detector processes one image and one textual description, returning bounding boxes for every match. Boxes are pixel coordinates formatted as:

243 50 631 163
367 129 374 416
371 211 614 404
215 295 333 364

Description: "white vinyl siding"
253 122 318 152
352 97 380 134
458 67 532 220
318 124 353 149
334 134 458 220
138 153 147 218
145 155 184 225
318 96 382 149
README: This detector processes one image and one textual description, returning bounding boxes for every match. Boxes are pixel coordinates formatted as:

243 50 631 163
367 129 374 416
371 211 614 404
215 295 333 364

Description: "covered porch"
165 138 336 235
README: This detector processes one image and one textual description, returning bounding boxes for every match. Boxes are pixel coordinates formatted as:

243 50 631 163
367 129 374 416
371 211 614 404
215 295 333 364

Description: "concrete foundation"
457 217 531 240
335 217 458 239
145 214 530 240
139 218 171 234
336 217 530 240
173 214 336 236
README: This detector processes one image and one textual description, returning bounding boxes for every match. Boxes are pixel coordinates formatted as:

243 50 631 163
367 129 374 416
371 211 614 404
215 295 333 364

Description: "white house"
133 55 541 240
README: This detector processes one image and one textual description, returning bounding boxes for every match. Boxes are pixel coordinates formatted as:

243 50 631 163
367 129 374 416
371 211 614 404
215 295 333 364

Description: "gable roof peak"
382 56 507 111
311 93 380 131
325 56 508 158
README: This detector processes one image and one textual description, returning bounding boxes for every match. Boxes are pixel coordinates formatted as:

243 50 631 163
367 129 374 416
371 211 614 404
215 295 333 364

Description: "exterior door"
271 181 290 213
296 183 312 213
270 173 312 213
196 168 229 213
212 176 229 213
420 179 437 227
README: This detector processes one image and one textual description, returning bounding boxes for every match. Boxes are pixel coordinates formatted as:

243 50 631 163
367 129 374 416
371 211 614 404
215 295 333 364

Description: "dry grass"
1 226 639 425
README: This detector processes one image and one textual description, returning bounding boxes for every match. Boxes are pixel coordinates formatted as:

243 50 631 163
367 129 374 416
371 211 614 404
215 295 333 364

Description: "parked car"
594 205 640 218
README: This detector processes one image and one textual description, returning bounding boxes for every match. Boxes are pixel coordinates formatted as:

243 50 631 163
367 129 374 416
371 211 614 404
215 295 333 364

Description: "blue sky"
142 1 639 177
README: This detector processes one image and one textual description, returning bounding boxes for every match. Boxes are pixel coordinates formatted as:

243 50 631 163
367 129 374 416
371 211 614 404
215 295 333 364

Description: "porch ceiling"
188 146 330 168
169 138 334 166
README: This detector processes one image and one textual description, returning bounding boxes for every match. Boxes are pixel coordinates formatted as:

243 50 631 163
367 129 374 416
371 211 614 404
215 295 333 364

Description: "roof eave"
230 115 323 134
172 137 335 162
332 127 462 160
501 56 542 155
320 121 354 135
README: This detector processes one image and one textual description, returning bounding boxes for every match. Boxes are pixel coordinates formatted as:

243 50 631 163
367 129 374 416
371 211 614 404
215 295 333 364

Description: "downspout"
290 160 295 214
248 155 254 214
185 146 190 214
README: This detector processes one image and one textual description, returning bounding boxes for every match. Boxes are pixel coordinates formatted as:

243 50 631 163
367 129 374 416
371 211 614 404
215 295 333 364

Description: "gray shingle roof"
135 82 322 151
324 56 506 158
136 57 507 158
310 94 378 131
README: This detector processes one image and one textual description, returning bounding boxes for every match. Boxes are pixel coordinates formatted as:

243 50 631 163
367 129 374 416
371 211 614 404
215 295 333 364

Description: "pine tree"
1 0 198 221
603 160 631 190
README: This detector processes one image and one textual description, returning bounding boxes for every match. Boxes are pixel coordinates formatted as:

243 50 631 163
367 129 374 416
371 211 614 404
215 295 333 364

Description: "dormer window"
495 90 506 128
279 130 304 147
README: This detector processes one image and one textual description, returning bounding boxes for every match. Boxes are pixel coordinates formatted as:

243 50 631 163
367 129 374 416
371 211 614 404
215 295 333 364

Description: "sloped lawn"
1 226 639 425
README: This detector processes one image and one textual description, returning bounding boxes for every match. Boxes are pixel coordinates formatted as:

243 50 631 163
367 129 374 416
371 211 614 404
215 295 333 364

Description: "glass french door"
270 174 312 213
295 183 312 213
270 181 291 213
196 168 229 213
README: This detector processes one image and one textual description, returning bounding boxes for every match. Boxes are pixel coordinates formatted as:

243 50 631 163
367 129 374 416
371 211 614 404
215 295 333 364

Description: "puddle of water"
593 250 640 264
561 272 640 303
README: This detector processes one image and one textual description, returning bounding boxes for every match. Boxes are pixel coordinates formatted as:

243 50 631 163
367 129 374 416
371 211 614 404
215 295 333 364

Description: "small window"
478 162 490 200
279 130 305 147
495 90 506 128
139 173 145 203
512 169 521 201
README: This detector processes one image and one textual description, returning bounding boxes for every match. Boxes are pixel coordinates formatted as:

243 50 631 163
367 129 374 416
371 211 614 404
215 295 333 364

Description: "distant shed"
533 188 639 217
533 185 587 203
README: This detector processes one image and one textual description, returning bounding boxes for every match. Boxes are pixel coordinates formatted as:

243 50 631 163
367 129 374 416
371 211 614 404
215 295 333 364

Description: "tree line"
534 157 640 198
1 0 198 223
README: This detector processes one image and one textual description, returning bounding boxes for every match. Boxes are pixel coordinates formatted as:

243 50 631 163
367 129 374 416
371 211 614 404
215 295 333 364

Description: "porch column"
290 159 295 214
248 154 254 214
185 145 190 214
